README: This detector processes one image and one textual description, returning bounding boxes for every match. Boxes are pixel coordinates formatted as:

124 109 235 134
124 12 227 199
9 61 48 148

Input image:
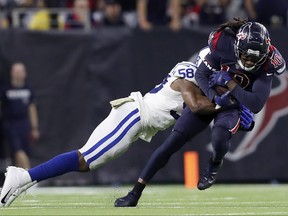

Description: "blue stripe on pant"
82 108 140 166
87 116 140 164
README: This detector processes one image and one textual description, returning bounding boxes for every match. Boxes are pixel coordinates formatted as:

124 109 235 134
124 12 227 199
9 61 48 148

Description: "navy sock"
28 150 79 182
132 182 146 195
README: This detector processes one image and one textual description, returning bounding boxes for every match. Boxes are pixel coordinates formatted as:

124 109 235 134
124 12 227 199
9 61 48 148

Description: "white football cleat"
4 181 36 207
0 166 36 207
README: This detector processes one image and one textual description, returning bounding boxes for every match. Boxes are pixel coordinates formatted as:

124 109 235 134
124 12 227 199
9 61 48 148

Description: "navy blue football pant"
3 119 31 156
211 108 240 161
139 106 240 182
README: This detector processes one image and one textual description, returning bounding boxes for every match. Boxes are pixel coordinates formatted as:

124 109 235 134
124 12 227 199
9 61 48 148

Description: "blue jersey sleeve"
232 46 286 113
230 72 273 113
266 46 286 75
195 56 217 102
196 31 233 102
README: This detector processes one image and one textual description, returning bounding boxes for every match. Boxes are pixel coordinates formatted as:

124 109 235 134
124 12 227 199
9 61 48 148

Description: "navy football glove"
214 91 234 107
239 104 255 131
209 71 232 88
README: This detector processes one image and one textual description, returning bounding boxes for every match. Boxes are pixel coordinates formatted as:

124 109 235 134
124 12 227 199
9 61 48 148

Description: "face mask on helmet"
234 22 270 72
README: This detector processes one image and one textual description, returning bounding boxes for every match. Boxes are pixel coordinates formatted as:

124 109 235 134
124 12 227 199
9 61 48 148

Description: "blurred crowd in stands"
0 0 287 31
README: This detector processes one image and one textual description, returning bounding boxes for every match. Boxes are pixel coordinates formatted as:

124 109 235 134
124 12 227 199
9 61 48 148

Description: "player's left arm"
226 74 272 113
226 47 286 113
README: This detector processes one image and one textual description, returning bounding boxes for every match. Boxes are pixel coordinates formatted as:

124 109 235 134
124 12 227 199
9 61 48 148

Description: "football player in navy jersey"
0 63 40 169
114 18 286 207
195 19 285 190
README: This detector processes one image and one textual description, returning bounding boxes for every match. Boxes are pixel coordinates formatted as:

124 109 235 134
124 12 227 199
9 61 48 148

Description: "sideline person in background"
197 0 230 26
137 0 181 31
93 0 127 27
0 62 40 169
244 0 287 27
64 0 91 29
28 0 50 31
114 19 286 207
0 51 252 207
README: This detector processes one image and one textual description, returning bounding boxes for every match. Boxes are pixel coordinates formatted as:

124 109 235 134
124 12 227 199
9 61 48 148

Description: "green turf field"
0 184 287 215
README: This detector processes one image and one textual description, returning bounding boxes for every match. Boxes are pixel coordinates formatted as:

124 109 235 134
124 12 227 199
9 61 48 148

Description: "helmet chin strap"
238 59 255 72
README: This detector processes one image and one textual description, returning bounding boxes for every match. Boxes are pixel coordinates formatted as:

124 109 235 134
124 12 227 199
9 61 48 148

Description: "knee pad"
213 109 240 134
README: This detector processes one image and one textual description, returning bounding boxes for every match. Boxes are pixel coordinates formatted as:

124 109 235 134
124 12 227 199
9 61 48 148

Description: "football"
214 85 229 95
212 71 247 96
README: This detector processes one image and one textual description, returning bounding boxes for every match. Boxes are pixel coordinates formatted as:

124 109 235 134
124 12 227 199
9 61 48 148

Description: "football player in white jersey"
0 51 221 207
0 46 254 207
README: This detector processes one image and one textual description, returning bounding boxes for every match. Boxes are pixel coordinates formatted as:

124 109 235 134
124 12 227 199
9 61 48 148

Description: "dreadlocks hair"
216 18 248 34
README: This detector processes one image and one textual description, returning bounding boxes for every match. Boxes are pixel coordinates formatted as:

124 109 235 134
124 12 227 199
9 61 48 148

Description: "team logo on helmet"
266 38 271 46
235 22 270 72
236 32 247 40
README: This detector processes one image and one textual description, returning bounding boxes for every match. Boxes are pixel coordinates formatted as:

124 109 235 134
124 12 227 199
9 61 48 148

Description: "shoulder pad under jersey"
208 31 222 52
208 30 235 56
170 61 197 82
195 46 210 67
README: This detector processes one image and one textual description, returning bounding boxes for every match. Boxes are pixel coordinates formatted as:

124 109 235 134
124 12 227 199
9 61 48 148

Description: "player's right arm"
170 61 218 115
171 78 217 115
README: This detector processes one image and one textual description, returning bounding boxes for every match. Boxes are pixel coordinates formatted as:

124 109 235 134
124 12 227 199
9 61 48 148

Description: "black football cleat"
197 158 223 190
114 191 141 207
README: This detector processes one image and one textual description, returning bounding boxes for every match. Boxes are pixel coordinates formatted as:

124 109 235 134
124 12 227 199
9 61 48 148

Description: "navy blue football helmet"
234 22 270 72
